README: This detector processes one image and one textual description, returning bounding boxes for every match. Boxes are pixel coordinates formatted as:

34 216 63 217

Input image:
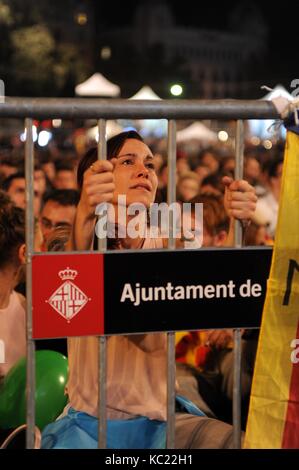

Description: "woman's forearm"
225 217 235 247
70 202 96 251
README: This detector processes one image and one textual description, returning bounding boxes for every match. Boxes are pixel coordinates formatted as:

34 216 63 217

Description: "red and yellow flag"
244 131 299 448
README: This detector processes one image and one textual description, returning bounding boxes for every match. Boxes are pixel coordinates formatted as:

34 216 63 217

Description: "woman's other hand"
222 176 257 223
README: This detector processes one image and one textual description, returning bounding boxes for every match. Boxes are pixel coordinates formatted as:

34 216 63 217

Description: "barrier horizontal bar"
0 98 279 120
30 245 271 256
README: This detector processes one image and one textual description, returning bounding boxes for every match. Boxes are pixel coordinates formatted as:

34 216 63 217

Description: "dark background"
0 0 297 98
96 0 297 82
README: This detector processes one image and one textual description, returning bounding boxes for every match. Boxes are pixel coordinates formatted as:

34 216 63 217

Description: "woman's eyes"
145 162 155 169
121 159 155 169
122 158 134 165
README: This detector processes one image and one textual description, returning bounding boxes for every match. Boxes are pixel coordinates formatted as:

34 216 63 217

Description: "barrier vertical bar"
234 120 244 246
25 118 36 449
97 119 107 449
166 119 176 449
233 119 244 449
97 119 107 253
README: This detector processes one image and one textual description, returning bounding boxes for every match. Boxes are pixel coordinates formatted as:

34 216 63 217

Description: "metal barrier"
0 98 279 450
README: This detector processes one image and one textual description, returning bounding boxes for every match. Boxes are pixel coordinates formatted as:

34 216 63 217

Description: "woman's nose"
136 164 149 178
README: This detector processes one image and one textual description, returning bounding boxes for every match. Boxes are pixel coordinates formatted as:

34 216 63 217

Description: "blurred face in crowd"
159 165 168 188
194 164 210 183
201 152 219 174
55 169 77 190
200 184 222 196
188 212 227 247
7 177 41 216
40 200 76 245
34 169 47 195
255 225 268 246
244 157 261 185
42 162 56 183
153 153 164 173
270 162 283 196
244 223 268 246
222 157 235 176
176 158 190 176
0 163 18 179
158 165 178 189
202 227 227 247
178 177 199 202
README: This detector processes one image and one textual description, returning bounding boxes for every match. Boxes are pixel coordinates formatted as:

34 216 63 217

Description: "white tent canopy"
75 73 120 97
126 86 163 137
87 120 123 141
176 122 217 143
129 86 161 100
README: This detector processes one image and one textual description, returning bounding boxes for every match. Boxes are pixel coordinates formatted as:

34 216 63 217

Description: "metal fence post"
97 119 107 449
233 119 245 449
25 118 36 449
166 119 177 449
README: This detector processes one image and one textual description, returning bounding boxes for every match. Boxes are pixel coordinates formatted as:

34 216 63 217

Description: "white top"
67 237 171 421
0 290 26 381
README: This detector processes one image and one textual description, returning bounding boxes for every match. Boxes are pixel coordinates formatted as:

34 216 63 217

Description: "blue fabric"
175 394 206 417
41 395 206 449
41 408 166 449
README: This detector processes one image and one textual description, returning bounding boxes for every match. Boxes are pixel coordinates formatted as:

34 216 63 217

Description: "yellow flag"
244 131 299 448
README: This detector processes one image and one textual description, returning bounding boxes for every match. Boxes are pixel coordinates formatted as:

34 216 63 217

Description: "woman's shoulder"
15 291 26 311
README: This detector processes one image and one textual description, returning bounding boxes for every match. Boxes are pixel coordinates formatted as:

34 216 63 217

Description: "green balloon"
0 350 68 430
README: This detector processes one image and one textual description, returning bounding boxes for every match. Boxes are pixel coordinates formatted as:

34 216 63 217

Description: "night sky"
96 0 298 82
1 0 296 97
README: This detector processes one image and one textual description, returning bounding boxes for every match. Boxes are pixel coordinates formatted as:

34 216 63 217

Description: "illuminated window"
75 12 88 25
100 47 111 60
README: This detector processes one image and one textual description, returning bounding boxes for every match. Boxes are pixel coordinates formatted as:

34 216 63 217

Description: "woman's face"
112 139 158 208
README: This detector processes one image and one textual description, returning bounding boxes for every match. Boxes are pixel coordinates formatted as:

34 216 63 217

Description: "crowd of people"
0 128 284 448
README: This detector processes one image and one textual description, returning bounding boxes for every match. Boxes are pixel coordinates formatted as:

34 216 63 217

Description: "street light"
218 130 228 142
100 47 111 60
170 84 183 96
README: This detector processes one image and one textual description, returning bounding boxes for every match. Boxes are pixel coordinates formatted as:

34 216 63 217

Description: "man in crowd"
39 189 79 250
1 172 42 216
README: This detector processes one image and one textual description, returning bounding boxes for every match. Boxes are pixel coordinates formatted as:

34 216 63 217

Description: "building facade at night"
98 0 268 98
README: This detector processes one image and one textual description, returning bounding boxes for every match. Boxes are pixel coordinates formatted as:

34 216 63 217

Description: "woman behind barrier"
0 191 26 445
0 191 26 384
41 131 257 449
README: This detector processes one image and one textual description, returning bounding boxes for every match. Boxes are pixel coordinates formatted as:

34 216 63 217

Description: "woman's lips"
130 183 151 192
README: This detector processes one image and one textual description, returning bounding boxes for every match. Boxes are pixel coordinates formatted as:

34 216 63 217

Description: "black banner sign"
104 247 272 334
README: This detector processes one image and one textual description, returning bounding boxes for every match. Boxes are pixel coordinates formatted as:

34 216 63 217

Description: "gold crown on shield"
58 267 78 281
